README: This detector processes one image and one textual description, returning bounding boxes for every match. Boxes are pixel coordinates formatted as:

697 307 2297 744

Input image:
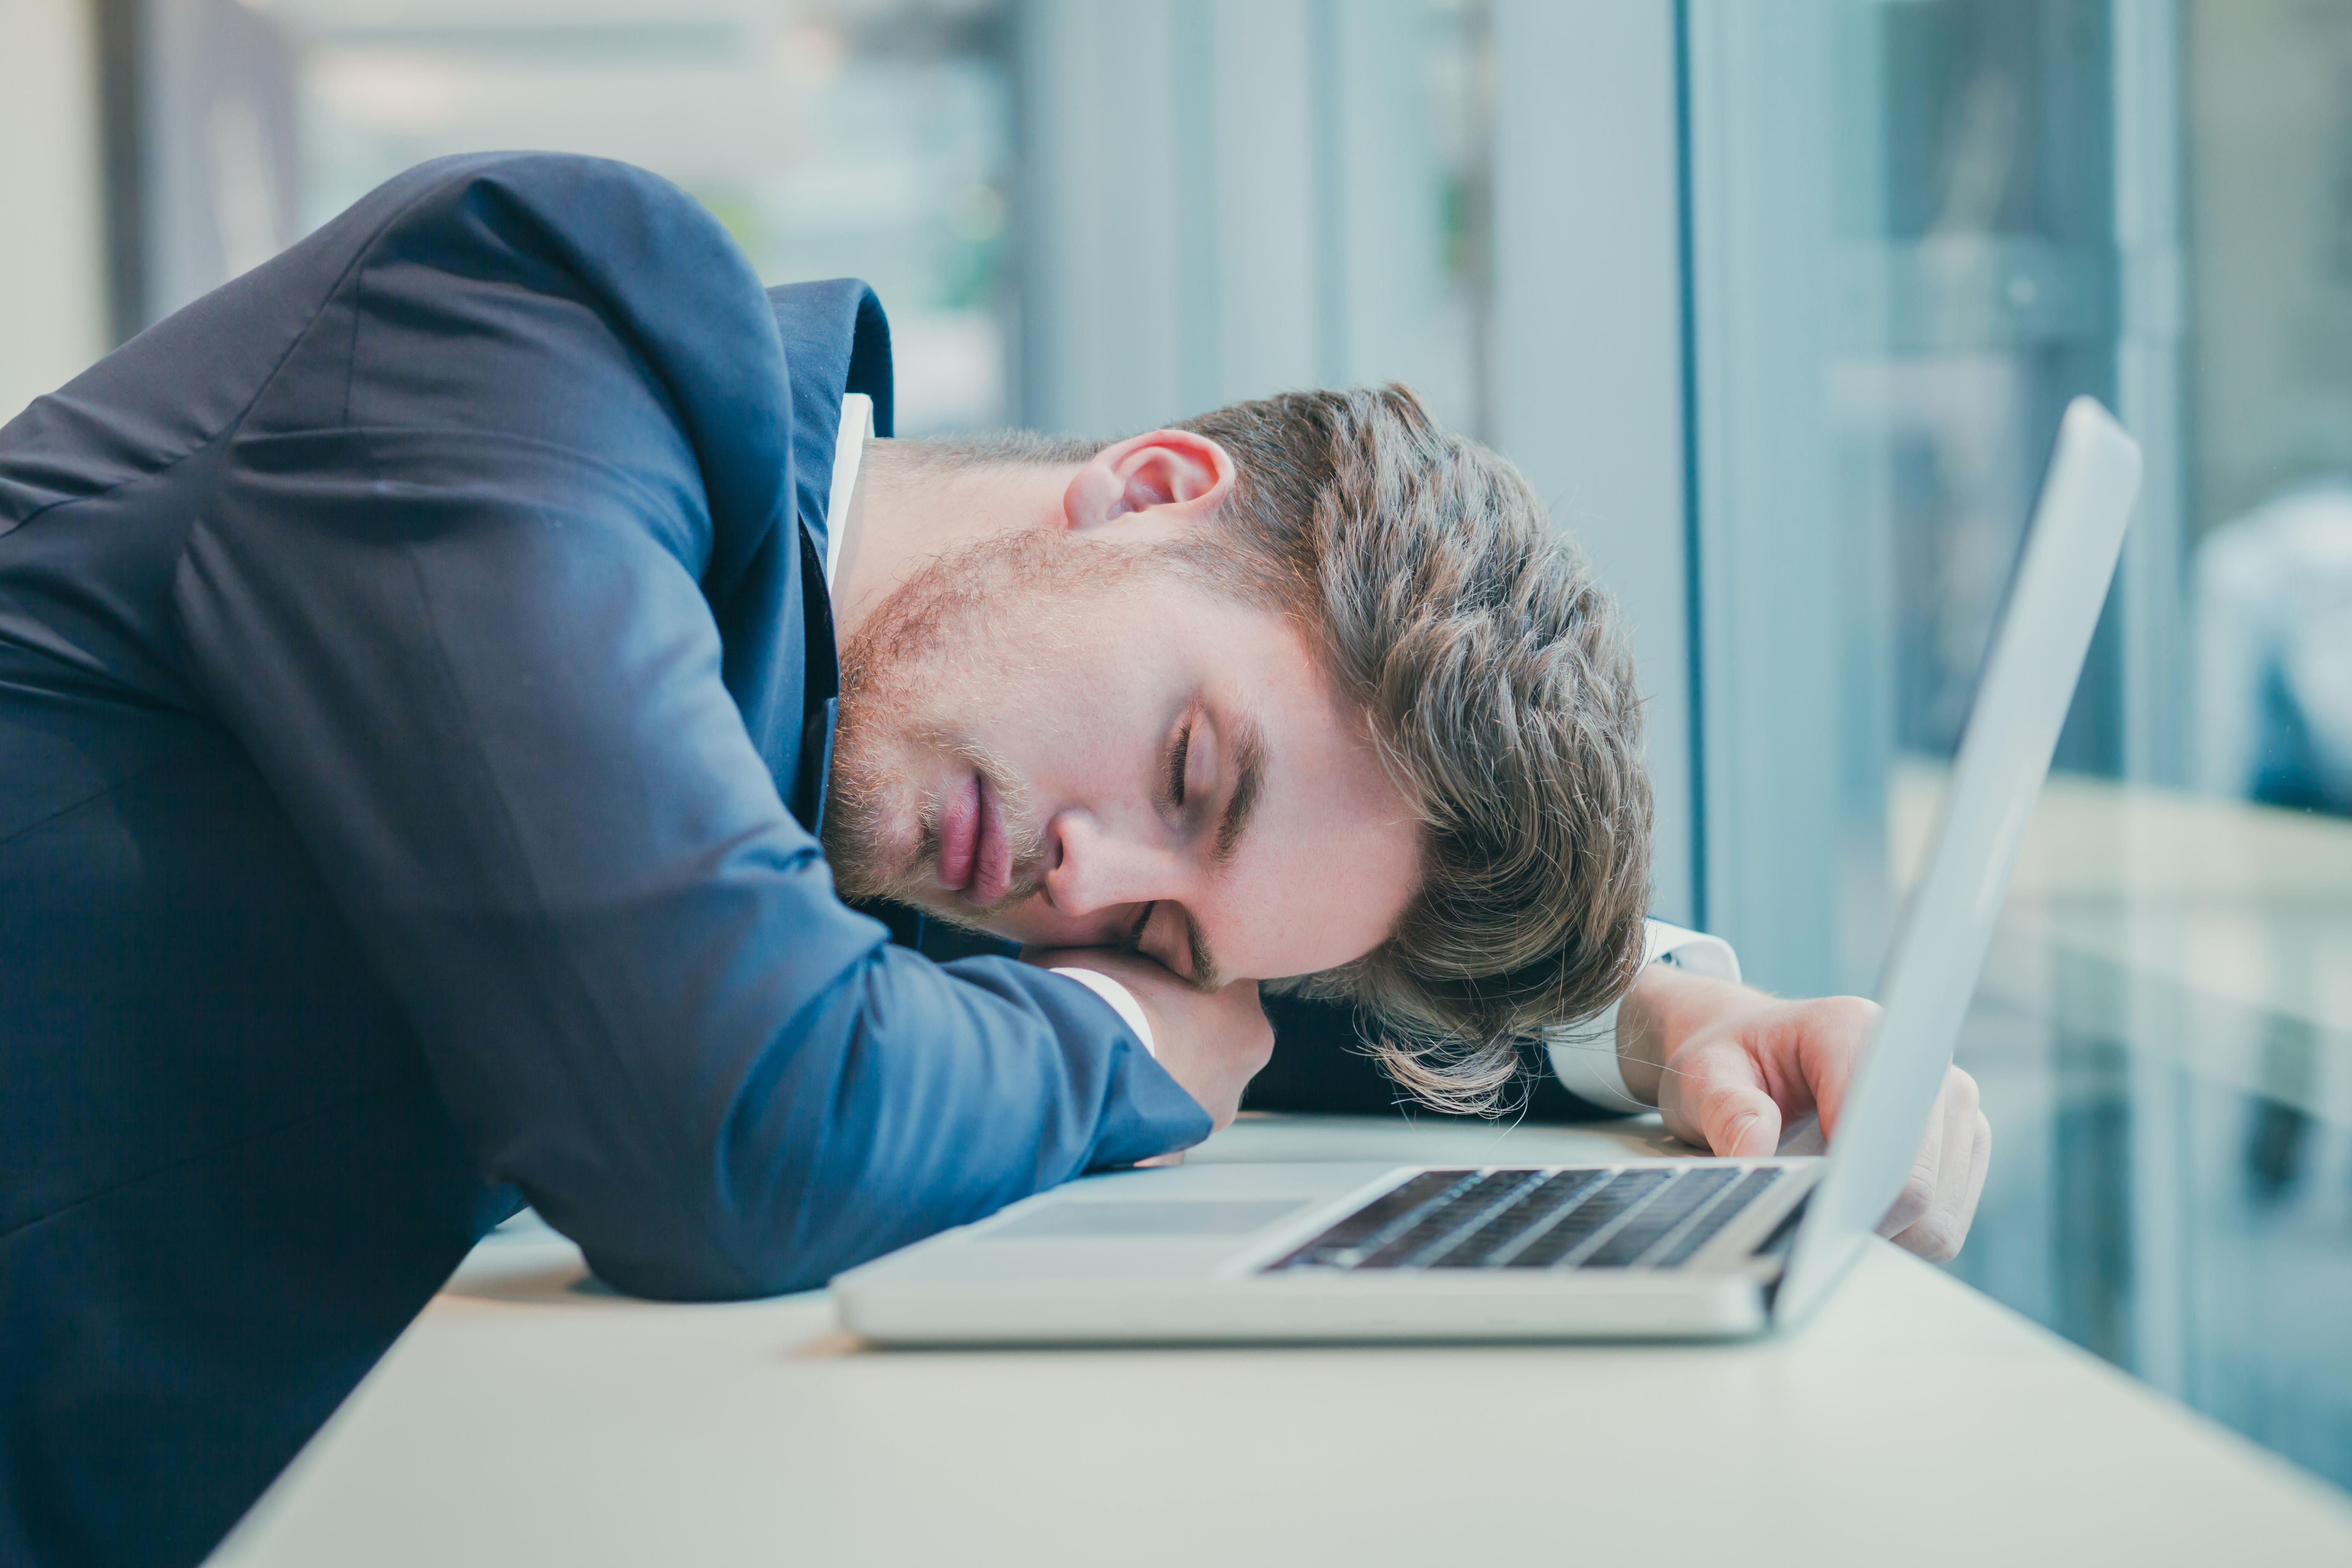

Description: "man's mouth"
934 769 1015 907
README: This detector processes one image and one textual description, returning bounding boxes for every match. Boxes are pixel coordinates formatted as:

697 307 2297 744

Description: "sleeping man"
0 154 1989 1568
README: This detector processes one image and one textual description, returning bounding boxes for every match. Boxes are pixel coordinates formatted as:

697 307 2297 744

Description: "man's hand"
1617 966 1991 1261
1024 947 1273 1131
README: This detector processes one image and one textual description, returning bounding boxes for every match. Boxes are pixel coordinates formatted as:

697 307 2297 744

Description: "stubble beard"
820 530 1099 928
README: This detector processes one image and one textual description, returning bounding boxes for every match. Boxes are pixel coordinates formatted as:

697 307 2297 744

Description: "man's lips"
934 771 1014 906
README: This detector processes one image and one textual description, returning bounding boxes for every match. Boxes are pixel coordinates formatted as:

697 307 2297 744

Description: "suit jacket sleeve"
169 153 1210 1300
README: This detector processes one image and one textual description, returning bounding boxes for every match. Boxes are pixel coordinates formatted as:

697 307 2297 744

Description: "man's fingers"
1703 1084 1782 1158
1647 998 1993 1254
1799 995 1883 1142
1658 1041 1784 1156
1890 1070 1988 1261
1955 1111 1991 1235
1879 1080 1945 1239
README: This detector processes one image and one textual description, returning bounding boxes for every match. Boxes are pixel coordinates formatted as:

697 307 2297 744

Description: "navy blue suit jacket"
0 153 1208 1568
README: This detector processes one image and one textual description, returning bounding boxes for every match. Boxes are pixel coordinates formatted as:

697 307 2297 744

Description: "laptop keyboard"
1267 1166 1786 1273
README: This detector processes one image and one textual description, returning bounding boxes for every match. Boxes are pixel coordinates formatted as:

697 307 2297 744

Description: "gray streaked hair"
888 386 1654 1112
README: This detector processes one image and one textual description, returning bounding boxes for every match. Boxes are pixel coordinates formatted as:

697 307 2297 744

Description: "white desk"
210 1114 2352 1566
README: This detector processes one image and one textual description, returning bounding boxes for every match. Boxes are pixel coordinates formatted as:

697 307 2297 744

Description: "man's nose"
1042 810 1183 918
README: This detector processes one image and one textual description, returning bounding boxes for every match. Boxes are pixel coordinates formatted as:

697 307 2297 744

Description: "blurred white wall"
0 0 109 423
1019 0 1698 923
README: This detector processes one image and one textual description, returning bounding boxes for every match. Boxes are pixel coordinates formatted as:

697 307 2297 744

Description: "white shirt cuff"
1049 967 1156 1057
1543 918 1743 1112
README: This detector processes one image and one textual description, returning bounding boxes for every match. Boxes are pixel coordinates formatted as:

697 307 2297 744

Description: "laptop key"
1426 1170 1607 1266
1356 1171 1535 1267
1654 1168 1783 1268
1503 1169 1673 1267
1581 1168 1738 1266
1303 1170 1466 1249
1270 1170 1473 1269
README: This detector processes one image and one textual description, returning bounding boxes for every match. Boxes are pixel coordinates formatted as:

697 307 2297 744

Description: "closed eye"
1120 900 1212 989
1166 720 1192 810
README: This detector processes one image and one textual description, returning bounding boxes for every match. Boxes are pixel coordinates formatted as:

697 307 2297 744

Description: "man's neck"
828 441 1073 644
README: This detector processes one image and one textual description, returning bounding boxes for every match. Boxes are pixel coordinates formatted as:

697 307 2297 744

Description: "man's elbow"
563 1176 925 1302
575 1220 829 1302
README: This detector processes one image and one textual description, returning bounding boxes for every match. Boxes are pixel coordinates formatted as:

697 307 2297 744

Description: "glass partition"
1687 0 2352 1491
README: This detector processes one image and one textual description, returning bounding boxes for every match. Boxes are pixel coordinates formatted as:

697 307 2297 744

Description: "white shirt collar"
821 392 874 588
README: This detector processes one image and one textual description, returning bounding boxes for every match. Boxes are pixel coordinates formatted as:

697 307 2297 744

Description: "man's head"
821 386 1653 1108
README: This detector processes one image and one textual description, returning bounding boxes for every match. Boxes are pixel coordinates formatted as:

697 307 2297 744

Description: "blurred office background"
5 0 2351 1498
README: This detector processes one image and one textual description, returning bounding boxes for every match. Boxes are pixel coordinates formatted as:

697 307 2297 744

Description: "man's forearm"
1615 962 1764 1105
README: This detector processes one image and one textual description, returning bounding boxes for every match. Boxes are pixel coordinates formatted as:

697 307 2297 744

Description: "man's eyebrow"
1211 712 1266 868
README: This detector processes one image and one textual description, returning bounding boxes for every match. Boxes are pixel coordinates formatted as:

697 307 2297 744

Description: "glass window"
158 0 1488 438
1687 0 2352 1490
150 0 1016 434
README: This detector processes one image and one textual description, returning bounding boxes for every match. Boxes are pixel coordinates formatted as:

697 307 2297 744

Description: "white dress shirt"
1544 919 1743 1112
820 409 1738 1080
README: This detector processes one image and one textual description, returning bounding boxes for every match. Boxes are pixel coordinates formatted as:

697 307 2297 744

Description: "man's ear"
1061 429 1236 539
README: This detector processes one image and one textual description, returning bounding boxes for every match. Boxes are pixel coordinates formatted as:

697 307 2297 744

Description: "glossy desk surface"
209 1112 2352 1566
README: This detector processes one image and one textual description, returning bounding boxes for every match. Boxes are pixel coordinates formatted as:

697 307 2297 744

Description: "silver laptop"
833 397 2143 1344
